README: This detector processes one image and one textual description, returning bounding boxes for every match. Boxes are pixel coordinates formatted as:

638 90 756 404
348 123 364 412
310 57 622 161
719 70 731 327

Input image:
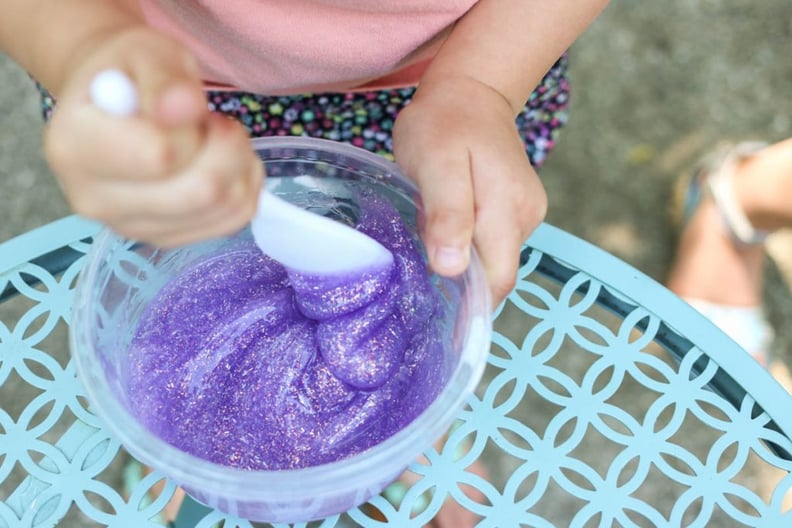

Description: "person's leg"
730 139 792 232
667 139 792 361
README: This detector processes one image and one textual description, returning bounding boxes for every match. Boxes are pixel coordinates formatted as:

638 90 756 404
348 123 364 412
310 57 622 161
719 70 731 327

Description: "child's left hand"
393 76 547 307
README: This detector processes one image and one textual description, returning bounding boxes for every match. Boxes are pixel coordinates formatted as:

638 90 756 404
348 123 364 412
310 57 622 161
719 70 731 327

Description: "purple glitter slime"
124 192 448 470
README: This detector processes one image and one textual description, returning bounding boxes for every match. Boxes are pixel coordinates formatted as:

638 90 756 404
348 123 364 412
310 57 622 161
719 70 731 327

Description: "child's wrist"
415 74 516 116
16 0 147 95
59 24 147 95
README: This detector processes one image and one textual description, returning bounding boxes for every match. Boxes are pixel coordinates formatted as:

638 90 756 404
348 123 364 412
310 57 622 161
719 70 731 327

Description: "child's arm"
0 0 143 95
0 0 262 247
423 0 609 116
394 0 609 305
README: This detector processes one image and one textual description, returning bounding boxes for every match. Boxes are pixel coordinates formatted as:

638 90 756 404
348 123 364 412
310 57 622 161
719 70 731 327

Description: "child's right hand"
45 27 263 247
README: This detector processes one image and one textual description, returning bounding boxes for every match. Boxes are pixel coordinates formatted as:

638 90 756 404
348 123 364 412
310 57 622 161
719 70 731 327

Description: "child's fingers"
46 105 198 182
123 36 206 127
122 41 207 169
74 161 260 246
410 151 476 277
115 182 259 246
472 207 522 307
132 113 256 219
472 159 546 306
48 44 209 181
69 114 260 223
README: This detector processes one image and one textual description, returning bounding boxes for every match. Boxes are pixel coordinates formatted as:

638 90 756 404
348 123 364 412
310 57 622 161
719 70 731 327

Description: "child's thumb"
130 46 207 128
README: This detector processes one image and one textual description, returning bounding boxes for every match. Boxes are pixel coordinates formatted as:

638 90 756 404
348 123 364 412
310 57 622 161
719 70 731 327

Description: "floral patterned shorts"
38 54 569 168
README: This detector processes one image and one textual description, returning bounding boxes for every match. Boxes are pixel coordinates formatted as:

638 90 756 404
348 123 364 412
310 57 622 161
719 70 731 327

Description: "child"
1 1 610 525
1 0 609 306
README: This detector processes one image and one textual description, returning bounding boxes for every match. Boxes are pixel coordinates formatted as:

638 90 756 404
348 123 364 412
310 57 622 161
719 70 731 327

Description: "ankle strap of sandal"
707 141 770 246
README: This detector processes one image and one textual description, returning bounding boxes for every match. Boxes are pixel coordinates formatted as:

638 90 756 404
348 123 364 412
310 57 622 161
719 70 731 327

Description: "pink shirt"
137 0 478 94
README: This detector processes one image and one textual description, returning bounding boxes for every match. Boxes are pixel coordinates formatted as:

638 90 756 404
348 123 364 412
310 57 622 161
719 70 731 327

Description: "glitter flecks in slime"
124 191 447 470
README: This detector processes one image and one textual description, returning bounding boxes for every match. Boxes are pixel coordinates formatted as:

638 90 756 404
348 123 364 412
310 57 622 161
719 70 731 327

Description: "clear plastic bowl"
70 137 492 522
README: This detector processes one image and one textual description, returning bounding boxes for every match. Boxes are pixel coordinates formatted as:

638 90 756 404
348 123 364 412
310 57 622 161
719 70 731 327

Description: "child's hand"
45 28 262 247
393 76 547 306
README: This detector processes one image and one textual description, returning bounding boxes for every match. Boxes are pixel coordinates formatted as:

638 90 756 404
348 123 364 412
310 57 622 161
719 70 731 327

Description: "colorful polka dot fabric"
37 53 568 168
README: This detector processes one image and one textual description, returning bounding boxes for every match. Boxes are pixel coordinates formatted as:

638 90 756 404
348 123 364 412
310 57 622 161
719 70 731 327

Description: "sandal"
674 141 775 365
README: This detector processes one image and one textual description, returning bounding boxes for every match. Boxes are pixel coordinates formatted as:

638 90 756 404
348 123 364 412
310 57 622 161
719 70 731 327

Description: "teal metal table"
2 217 791 527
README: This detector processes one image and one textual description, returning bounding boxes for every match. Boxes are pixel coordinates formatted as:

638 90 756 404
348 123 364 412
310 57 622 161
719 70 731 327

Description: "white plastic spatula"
250 190 393 274
89 69 394 275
